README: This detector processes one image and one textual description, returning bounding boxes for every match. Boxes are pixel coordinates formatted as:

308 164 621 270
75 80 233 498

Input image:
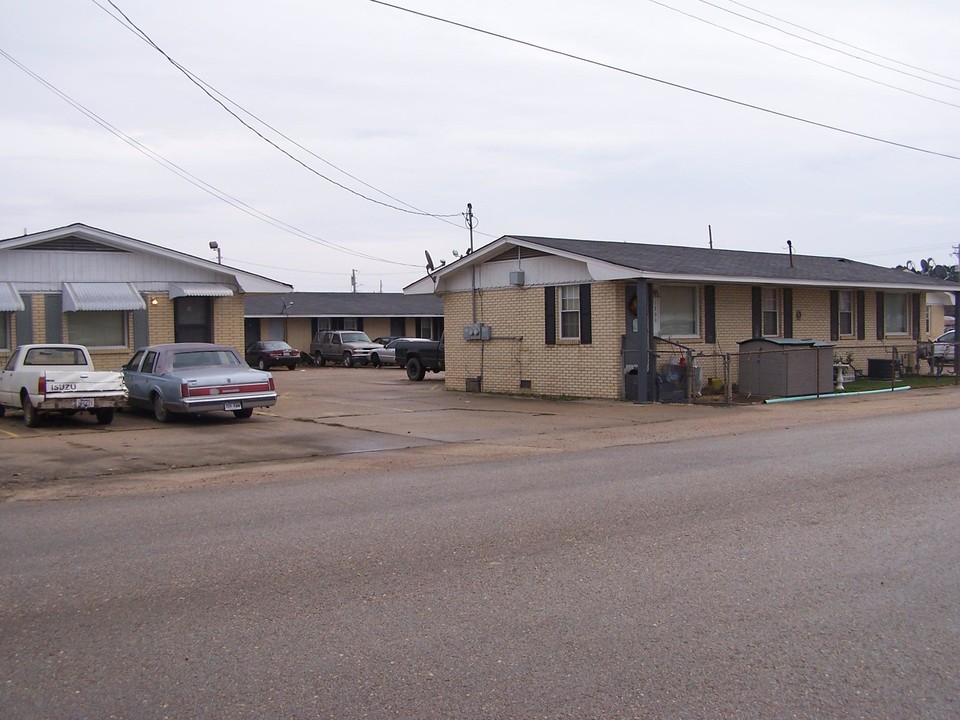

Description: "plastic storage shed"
737 338 835 397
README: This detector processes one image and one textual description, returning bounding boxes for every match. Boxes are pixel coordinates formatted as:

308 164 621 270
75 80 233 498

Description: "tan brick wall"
444 284 625 400
148 294 176 345
212 295 246 353
284 318 313 354
442 283 946 400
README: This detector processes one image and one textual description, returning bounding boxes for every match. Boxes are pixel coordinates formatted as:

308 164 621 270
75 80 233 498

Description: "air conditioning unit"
509 271 525 286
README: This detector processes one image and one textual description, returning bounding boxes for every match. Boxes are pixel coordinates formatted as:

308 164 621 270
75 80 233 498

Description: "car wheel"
0 405 5 418
406 357 426 381
286 364 297 371
315 352 326 367
95 408 115 425
21 393 40 428
152 393 170 423
342 352 354 368
371 354 381 368
258 359 268 371
233 408 254 419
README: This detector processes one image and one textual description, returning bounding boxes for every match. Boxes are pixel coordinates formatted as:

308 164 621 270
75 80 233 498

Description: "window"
343 317 358 331
762 288 779 336
0 312 9 350
884 293 909 334
560 286 580 339
838 291 854 336
68 311 126 347
656 286 699 337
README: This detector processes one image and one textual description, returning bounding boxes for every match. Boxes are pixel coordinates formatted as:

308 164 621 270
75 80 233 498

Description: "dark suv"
310 330 383 368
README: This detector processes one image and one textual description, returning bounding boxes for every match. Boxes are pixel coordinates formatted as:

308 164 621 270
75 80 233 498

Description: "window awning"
0 282 25 311
62 282 146 311
925 291 956 306
168 283 235 299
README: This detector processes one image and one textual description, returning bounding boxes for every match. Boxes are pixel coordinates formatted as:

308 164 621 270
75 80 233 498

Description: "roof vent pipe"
787 239 794 268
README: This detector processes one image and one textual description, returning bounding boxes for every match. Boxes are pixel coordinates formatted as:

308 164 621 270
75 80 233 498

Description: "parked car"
310 330 383 368
930 330 956 374
245 340 300 371
395 334 444 381
122 343 278 422
370 337 430 367
0 344 127 427
371 336 398 347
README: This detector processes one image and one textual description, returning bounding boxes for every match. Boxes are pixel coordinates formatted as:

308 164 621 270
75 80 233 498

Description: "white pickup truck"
0 344 127 427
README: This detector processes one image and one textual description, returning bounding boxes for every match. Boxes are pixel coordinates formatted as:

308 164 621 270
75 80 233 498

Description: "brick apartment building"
0 224 291 371
404 235 959 401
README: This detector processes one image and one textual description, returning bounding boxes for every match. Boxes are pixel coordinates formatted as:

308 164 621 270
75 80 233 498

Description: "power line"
718 0 960 86
0 46 421 269
94 0 462 221
367 1 960 162
647 0 960 111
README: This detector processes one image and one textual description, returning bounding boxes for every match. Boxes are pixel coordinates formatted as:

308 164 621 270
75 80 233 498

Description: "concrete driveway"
2 363 958 501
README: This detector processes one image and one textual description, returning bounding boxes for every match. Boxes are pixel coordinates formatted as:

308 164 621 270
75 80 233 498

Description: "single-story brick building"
0 224 292 371
244 293 444 354
404 235 960 401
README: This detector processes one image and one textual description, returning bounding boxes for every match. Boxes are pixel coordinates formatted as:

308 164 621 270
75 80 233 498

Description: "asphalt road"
2 390 959 719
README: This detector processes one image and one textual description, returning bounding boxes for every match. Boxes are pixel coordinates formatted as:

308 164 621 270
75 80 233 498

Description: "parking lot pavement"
3 363 959 501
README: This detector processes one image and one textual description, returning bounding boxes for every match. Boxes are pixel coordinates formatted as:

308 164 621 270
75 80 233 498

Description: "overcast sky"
2 0 958 292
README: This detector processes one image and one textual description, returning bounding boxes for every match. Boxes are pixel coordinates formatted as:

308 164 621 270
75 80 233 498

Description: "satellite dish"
933 265 949 279
424 250 435 273
452 249 460 258
921 258 930 272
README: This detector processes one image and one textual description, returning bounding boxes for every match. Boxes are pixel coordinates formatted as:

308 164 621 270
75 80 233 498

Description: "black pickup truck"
394 335 444 381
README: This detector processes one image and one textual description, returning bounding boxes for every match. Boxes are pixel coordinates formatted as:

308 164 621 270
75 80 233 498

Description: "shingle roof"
245 292 443 317
507 236 959 290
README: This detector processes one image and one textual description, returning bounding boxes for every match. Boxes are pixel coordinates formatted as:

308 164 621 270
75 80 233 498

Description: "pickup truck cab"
394 335 444 381
0 344 127 427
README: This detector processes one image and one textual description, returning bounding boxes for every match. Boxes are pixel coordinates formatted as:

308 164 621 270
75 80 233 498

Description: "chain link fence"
642 339 958 405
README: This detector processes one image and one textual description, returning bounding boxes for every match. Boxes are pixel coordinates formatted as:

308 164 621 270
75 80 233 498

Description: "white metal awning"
924 291 957 306
168 283 235 299
0 282 25 311
62 282 146 311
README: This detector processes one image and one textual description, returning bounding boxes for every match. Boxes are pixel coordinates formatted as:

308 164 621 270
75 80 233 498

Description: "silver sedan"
122 343 278 422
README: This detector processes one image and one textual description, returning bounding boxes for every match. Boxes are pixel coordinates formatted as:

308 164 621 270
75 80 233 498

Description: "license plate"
224 401 242 411
75 398 93 409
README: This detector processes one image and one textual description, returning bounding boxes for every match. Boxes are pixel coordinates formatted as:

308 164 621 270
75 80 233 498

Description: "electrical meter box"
463 323 492 341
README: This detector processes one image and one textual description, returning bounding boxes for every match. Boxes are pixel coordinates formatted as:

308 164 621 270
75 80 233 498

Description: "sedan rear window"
172 350 241 369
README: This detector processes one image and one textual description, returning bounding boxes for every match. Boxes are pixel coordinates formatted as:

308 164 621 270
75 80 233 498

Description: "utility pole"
465 203 475 254
465 203 478 322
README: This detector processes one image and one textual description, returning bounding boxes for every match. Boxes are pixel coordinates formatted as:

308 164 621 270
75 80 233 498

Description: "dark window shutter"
856 291 865 340
357 318 364 332
751 287 762 338
579 284 592 345
912 293 921 341
782 288 793 339
829 290 840 342
544 286 556 345
876 292 885 340
704 285 716 344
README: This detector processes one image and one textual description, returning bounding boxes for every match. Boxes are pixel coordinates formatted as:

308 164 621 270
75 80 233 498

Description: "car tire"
0 405 5 418
315 353 326 367
343 352 354 368
286 364 297 371
406 357 426 381
258 359 268 371
22 393 40 428
95 408 115 425
233 408 254 419
371 354 381 368
152 393 171 423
